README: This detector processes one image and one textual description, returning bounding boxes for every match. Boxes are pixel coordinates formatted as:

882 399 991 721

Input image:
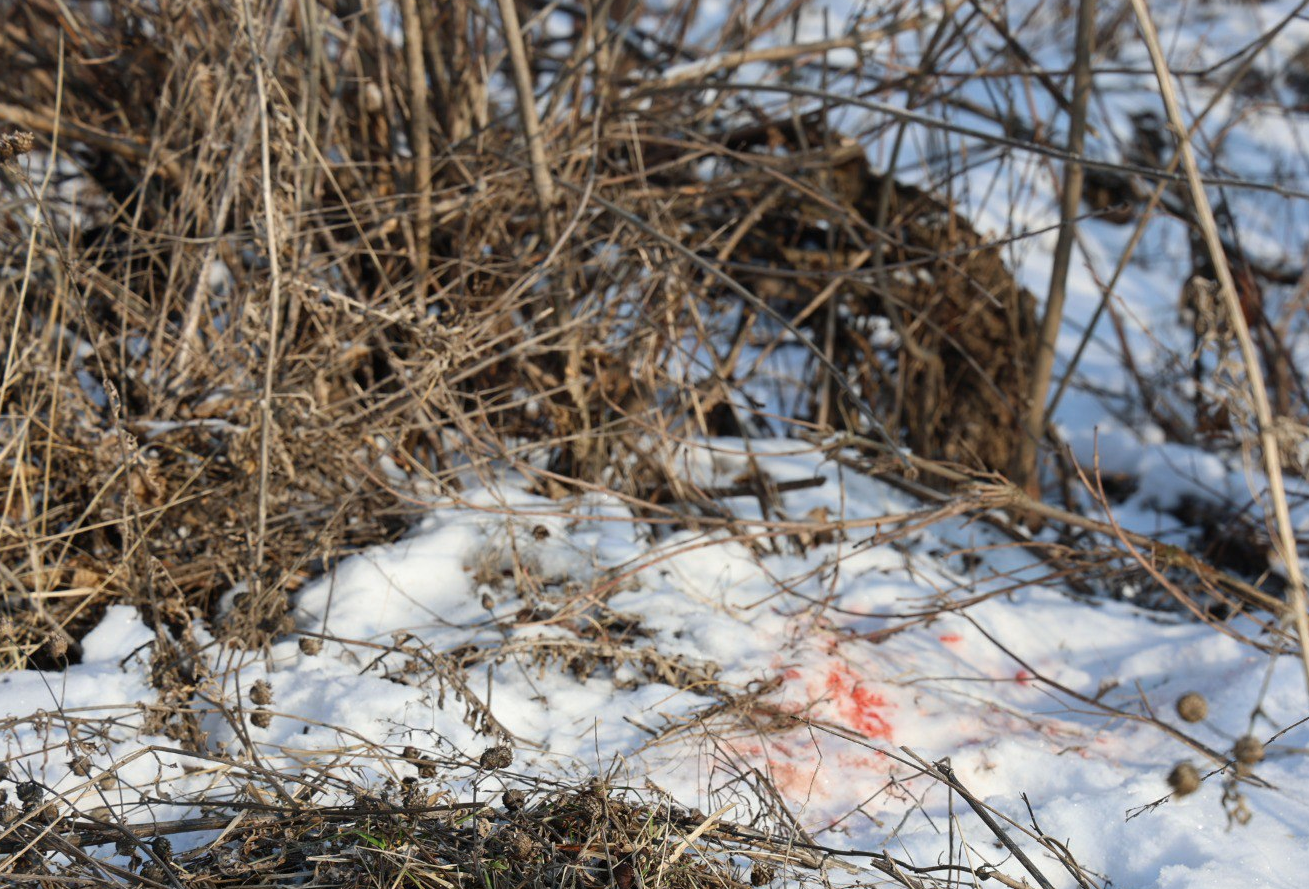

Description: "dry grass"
0 0 1056 669
2 0 1309 885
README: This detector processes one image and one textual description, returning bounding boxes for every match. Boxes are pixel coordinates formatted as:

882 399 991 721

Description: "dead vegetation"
0 0 1052 670
3 0 1309 886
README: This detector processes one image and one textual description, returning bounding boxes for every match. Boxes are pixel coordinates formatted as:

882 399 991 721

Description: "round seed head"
1176 692 1208 723
505 829 534 861
250 679 274 706
1233 735 1265 765
1167 762 1201 797
479 744 513 770
16 781 42 806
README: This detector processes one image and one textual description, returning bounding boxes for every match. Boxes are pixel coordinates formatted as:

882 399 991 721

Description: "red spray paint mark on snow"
938 633 964 646
719 659 900 805
823 664 893 740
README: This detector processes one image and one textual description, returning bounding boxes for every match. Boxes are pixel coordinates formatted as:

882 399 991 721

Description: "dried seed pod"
478 744 513 770
299 636 323 656
249 708 272 729
502 789 527 812
16 781 43 806
532 525 550 541
45 635 68 660
151 836 173 861
249 680 274 706
0 131 35 160
1167 762 1201 797
1233 735 1265 765
69 756 92 777
1175 692 1208 723
751 862 776 886
505 828 534 861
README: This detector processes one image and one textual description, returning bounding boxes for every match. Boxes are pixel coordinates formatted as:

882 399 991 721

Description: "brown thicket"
0 0 1048 667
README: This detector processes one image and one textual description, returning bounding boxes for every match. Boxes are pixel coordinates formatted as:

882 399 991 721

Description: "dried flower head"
1175 692 1208 723
0 131 35 161
249 679 274 706
45 635 69 661
479 744 513 770
504 828 534 861
1167 762 1201 797
1233 735 1265 765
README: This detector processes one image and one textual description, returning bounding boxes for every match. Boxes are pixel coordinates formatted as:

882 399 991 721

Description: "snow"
6 2 1309 887
6 449 1308 887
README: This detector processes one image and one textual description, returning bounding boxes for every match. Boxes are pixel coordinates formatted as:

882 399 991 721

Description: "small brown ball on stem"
1167 761 1201 797
1175 692 1208 723
478 744 513 770
249 679 274 706
1233 735 1265 765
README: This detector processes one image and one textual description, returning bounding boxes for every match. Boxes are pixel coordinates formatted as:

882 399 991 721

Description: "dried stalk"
494 0 556 239
399 0 431 307
1128 0 1309 698
240 0 286 591
1012 0 1096 499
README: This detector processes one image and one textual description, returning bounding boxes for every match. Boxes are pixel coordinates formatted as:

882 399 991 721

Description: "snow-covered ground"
6 1 1309 887
5 441 1308 887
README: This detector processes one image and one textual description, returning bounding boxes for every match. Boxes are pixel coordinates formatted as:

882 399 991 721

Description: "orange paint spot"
824 665 893 740
763 760 820 799
938 633 963 645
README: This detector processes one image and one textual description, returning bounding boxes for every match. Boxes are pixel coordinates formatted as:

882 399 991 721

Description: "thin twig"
240 0 286 594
